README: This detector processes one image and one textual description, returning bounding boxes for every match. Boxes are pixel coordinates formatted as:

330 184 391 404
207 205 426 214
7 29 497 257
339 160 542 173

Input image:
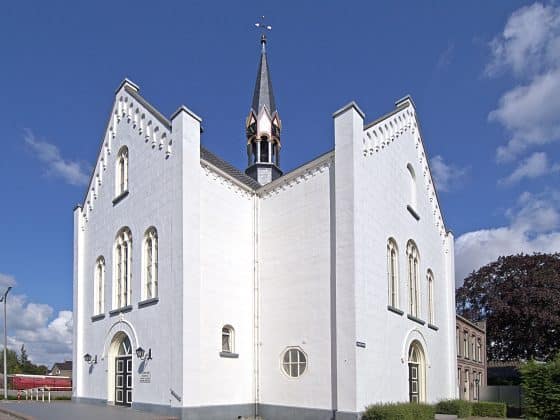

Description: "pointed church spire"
251 34 277 115
245 27 282 186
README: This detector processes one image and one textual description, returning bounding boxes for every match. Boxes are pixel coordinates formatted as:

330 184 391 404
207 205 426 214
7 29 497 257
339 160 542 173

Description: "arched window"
116 146 129 196
406 240 420 318
427 269 434 324
222 325 234 353
387 238 399 308
114 227 132 309
143 227 158 300
94 256 105 315
282 347 307 378
407 163 417 210
118 335 132 356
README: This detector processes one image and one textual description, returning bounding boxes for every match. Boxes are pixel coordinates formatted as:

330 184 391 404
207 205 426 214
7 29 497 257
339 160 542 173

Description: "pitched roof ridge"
257 149 334 195
200 147 261 190
124 86 171 130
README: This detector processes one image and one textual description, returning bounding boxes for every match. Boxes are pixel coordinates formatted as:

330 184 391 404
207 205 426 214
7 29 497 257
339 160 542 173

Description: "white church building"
73 36 458 419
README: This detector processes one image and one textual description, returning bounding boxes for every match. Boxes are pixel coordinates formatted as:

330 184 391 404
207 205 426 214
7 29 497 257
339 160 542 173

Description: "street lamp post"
0 287 12 400
475 377 480 401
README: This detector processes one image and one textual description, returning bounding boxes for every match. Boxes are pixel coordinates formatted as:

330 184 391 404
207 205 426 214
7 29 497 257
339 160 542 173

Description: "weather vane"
254 16 272 46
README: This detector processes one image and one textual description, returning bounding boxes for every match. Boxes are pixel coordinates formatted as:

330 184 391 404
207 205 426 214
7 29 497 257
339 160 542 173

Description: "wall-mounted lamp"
135 347 152 361
83 353 97 364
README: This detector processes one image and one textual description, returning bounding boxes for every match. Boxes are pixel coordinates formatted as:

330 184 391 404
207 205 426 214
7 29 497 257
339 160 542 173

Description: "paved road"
0 401 178 420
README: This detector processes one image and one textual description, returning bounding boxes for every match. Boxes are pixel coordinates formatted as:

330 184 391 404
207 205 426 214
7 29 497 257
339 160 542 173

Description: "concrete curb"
0 404 35 420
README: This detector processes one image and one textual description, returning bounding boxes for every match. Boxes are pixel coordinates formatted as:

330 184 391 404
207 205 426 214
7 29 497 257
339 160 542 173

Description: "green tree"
520 355 560 419
456 253 560 361
18 345 30 371
5 349 21 374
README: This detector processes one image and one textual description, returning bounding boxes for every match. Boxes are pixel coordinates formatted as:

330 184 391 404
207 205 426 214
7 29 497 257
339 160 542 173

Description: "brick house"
456 315 486 400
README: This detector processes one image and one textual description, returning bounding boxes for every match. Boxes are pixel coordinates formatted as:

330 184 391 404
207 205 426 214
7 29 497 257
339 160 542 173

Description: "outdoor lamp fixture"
83 353 97 364
136 347 152 361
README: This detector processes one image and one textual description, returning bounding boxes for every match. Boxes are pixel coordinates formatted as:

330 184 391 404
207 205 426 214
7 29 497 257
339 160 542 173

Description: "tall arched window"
406 240 420 317
427 269 434 324
222 325 234 353
94 256 105 315
407 163 417 210
116 146 129 196
114 227 132 309
143 227 158 300
387 238 399 308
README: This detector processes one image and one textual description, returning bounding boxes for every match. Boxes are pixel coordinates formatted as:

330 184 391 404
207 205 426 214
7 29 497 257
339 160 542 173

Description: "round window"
282 348 307 378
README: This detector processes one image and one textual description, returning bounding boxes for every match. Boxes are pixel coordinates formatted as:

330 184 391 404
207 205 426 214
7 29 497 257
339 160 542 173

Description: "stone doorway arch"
408 340 427 403
107 332 133 406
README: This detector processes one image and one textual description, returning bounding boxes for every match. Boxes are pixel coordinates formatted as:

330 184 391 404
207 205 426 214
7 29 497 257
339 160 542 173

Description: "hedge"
435 399 472 417
362 403 435 420
471 401 506 417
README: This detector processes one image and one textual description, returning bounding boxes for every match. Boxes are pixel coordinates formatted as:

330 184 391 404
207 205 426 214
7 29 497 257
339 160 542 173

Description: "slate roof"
200 147 261 190
251 40 277 115
52 361 72 371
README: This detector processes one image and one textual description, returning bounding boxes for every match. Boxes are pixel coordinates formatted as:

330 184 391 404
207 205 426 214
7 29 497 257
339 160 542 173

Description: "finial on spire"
254 16 272 51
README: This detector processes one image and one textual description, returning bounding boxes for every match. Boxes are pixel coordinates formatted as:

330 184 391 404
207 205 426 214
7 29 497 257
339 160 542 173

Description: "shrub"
521 355 560 419
471 401 507 418
435 399 472 417
362 402 435 420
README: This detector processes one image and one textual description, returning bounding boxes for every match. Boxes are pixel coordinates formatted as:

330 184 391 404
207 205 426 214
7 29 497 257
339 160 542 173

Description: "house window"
114 227 132 309
143 227 158 300
464 331 468 359
406 240 420 318
471 335 476 360
427 270 434 324
282 348 307 378
116 146 129 196
407 163 417 210
222 325 234 353
456 327 460 356
477 339 482 362
94 256 105 315
387 238 399 308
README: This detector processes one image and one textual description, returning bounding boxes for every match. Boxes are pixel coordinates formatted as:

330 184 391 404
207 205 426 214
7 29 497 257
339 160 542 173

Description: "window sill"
138 297 159 308
112 190 129 205
387 305 404 316
407 314 426 325
428 323 439 331
109 305 133 316
91 314 105 322
219 351 239 359
407 205 420 221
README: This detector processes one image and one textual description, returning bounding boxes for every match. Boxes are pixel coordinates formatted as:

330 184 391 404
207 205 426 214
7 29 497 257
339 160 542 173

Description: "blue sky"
2 1 560 365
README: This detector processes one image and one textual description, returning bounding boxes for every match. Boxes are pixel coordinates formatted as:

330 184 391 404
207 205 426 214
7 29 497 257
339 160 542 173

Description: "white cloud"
0 284 73 367
430 155 468 192
455 189 560 286
487 3 560 162
24 128 90 186
490 69 560 161
0 273 16 288
485 2 560 78
499 151 559 185
436 41 455 71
